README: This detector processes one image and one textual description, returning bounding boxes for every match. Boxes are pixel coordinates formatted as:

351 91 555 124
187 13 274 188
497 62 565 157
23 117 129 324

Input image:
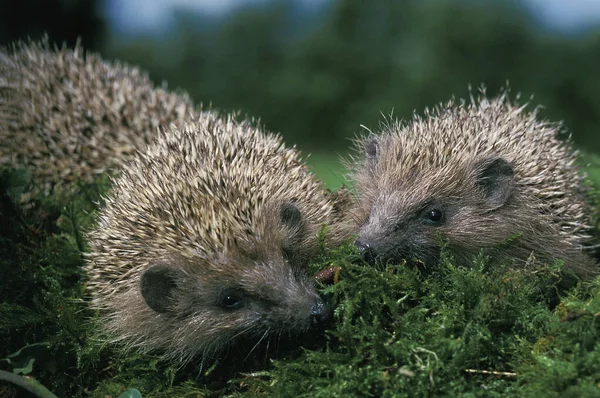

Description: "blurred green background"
3 0 600 188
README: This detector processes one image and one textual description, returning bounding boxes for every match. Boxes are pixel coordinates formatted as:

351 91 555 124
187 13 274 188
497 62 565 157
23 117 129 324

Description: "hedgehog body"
85 113 349 364
349 92 597 279
0 38 197 197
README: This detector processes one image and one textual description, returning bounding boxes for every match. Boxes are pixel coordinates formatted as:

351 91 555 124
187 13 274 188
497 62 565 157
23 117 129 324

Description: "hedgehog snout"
309 298 333 329
354 237 377 265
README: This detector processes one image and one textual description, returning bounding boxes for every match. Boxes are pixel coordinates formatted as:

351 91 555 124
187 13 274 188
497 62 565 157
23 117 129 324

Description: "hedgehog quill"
86 112 350 366
0 38 197 198
348 90 598 280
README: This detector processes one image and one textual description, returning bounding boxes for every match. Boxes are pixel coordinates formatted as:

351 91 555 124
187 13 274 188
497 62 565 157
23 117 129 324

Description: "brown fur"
85 112 351 365
0 37 198 199
347 90 597 280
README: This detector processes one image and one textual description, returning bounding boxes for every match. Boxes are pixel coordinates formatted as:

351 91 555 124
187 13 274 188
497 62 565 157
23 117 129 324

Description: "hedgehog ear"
140 264 182 313
280 202 305 260
364 135 379 159
280 201 304 231
475 157 514 209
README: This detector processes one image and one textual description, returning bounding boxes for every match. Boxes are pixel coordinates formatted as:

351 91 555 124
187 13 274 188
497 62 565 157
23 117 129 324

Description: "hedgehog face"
136 201 332 358
354 136 516 268
138 258 330 353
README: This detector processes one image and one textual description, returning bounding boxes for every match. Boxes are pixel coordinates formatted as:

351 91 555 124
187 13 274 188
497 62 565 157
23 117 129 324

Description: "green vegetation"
305 152 347 189
1 165 599 397
102 0 600 157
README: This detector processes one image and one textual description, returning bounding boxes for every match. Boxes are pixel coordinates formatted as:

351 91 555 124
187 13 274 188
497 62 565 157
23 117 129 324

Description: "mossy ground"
0 165 599 398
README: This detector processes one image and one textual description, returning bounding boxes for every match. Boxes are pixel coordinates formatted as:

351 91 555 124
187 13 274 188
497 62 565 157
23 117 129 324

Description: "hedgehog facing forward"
0 38 197 197
85 112 350 365
348 91 598 280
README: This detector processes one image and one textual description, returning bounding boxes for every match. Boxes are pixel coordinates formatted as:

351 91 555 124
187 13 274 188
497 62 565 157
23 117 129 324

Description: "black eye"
282 245 294 261
429 209 442 221
426 209 443 224
219 289 245 310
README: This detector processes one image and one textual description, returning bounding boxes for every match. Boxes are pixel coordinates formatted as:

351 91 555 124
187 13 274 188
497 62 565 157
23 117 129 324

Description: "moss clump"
232 247 600 397
0 168 112 397
517 279 600 397
1 166 599 397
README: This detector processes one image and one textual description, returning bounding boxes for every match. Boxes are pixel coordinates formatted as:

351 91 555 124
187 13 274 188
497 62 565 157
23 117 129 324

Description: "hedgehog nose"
354 238 376 264
310 298 333 328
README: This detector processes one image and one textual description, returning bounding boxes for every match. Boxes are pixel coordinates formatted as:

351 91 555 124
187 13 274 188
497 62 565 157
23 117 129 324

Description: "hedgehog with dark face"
85 112 350 365
347 91 597 280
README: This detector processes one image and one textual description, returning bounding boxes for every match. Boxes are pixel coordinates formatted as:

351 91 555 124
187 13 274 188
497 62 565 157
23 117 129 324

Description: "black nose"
310 298 333 328
354 238 376 264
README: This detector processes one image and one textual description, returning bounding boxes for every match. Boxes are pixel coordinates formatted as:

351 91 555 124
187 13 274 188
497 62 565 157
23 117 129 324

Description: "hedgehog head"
348 93 596 274
128 199 331 363
353 132 516 268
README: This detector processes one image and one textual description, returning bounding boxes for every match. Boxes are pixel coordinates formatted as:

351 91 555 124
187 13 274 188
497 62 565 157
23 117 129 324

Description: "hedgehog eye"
423 208 444 225
282 246 295 262
428 209 442 221
218 289 245 310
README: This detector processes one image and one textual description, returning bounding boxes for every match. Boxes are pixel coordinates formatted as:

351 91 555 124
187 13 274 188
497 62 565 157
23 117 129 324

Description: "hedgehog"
347 90 598 281
0 37 198 199
85 112 351 365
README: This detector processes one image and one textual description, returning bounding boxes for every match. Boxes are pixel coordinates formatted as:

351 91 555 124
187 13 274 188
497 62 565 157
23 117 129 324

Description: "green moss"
0 169 112 397
235 250 582 397
1 166 599 397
